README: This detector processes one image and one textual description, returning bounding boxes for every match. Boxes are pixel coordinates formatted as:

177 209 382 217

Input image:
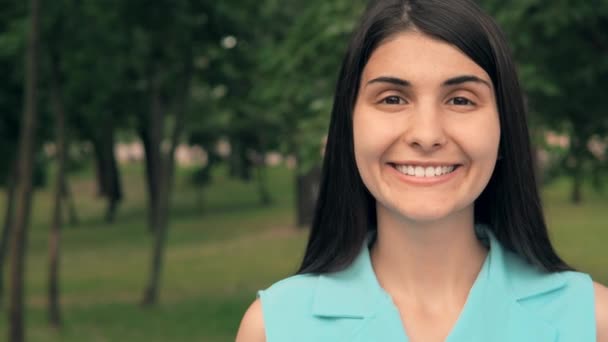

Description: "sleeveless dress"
257 226 596 341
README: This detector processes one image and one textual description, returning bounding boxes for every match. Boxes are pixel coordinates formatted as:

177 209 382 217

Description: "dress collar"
311 224 566 341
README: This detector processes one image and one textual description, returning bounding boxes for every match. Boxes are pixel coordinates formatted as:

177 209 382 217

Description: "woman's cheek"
355 113 402 155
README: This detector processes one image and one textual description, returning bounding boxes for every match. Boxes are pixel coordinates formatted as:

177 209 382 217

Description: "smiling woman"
353 31 500 225
236 0 608 341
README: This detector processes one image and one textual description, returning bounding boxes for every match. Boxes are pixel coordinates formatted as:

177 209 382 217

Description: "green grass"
543 178 608 284
0 164 606 341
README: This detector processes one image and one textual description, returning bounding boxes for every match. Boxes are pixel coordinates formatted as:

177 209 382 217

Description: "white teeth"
394 164 457 178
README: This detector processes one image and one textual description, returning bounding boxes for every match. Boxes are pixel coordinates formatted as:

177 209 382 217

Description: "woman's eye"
380 95 405 105
448 97 475 106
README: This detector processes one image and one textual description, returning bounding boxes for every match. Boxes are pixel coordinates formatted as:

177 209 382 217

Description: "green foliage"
250 0 367 172
1 0 368 182
40 0 133 141
480 0 608 197
2 0 606 193
174 0 368 178
0 0 26 184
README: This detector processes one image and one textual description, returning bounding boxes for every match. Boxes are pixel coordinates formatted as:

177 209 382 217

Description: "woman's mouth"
389 163 461 178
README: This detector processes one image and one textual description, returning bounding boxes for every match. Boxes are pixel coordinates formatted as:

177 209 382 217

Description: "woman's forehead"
361 31 492 86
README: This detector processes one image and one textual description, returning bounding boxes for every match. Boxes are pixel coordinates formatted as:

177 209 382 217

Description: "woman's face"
353 31 500 224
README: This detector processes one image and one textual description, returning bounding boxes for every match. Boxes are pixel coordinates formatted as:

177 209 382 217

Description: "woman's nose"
401 106 447 152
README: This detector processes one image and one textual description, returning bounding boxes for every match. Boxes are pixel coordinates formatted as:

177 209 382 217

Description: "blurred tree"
0 0 50 309
164 0 367 217
0 0 26 307
0 163 16 308
120 0 193 235
481 0 608 203
251 0 366 224
41 0 71 326
8 0 40 340
46 45 65 327
176 2 236 207
118 0 197 305
200 0 283 205
185 0 367 217
59 0 128 222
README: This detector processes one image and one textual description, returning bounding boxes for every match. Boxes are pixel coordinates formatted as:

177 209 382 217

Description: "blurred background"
0 0 606 341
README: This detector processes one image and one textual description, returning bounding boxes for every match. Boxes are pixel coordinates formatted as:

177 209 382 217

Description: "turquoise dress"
258 226 596 341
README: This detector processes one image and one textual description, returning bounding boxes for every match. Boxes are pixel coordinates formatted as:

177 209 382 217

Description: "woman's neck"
370 205 488 311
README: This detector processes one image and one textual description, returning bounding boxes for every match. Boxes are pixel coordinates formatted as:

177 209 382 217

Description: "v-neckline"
365 227 492 342
312 226 568 342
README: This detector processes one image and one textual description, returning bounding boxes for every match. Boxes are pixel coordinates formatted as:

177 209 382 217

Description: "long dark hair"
297 0 571 274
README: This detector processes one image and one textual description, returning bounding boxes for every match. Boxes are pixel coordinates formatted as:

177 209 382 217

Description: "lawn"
0 164 606 341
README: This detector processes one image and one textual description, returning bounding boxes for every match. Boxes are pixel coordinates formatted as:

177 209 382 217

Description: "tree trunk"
296 164 321 228
255 158 272 206
9 0 40 339
0 161 17 308
568 132 585 205
570 157 583 204
228 140 252 181
92 138 108 197
101 120 122 223
61 179 79 226
141 73 168 304
139 126 159 231
47 48 65 327
92 125 123 223
141 66 190 306
141 163 171 305
140 77 163 234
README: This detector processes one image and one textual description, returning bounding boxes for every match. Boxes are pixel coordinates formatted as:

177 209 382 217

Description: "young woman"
237 0 608 341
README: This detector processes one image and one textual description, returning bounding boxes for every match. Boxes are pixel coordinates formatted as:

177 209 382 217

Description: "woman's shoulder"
236 299 265 342
498 240 593 299
594 281 608 342
257 273 320 321
236 273 321 342
503 248 594 307
496 244 596 338
260 273 320 300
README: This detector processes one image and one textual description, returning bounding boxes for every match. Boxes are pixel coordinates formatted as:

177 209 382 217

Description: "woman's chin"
381 203 468 225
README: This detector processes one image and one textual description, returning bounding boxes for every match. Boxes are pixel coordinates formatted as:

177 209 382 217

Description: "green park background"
1 0 607 341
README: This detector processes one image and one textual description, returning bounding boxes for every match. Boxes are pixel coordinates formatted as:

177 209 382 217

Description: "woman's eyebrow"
366 76 410 87
366 75 492 89
443 75 492 89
